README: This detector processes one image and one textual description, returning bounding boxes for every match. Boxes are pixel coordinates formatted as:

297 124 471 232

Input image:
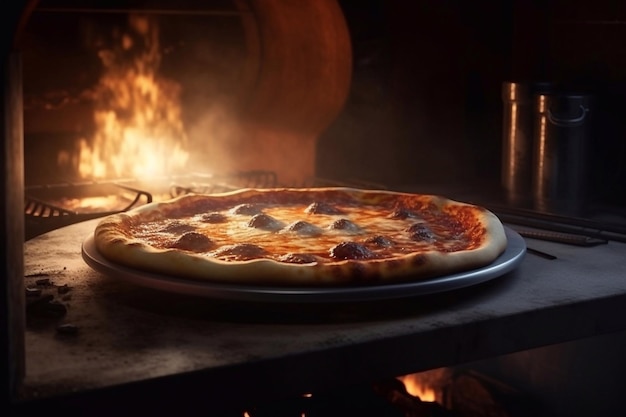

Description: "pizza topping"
330 241 375 260
277 253 319 264
329 218 361 232
230 203 262 216
201 212 227 223
406 223 436 242
364 235 394 248
160 221 195 234
169 232 214 252
305 202 344 215
210 243 268 261
247 213 284 231
283 220 322 236
389 208 417 220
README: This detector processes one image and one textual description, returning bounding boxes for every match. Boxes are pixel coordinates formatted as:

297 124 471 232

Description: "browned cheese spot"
411 254 427 267
405 223 436 242
200 212 227 223
230 203 262 216
383 258 403 271
329 218 360 232
170 232 214 252
364 235 394 248
277 253 318 264
284 220 322 236
211 243 268 261
160 221 195 234
388 208 417 220
247 213 284 231
329 241 375 260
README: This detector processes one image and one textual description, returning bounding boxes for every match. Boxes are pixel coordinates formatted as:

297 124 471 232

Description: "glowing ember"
397 367 451 404
398 374 437 402
74 14 189 180
45 195 134 214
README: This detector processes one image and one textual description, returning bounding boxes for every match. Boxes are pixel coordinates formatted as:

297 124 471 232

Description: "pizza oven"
4 1 626 416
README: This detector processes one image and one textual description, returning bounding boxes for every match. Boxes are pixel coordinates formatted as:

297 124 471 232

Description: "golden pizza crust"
93 187 508 286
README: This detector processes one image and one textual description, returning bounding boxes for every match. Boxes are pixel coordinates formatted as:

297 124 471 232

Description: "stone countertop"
19 218 626 414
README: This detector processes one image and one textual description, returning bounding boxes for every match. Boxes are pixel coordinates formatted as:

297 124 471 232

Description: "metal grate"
25 182 153 241
168 170 279 197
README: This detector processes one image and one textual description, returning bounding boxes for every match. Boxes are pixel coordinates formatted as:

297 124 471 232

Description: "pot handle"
547 105 588 127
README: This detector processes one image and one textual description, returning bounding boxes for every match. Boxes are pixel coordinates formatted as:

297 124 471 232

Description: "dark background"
319 0 626 209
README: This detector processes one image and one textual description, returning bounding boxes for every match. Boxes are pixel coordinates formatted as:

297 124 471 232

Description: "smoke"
185 100 242 175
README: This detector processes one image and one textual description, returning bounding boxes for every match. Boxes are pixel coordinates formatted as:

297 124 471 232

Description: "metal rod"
555 20 626 25
489 204 626 234
498 213 626 244
34 7 244 16
526 247 557 260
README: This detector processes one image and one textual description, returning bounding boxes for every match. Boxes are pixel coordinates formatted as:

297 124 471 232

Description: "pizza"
92 187 507 287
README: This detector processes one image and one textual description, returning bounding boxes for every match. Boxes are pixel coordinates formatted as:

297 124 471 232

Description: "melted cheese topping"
127 202 481 263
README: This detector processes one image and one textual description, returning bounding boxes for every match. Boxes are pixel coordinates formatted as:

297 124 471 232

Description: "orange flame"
397 367 451 404
76 14 189 180
398 374 437 402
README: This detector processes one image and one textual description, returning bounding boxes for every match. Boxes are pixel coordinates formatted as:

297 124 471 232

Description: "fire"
397 367 451 404
398 374 437 402
73 14 189 180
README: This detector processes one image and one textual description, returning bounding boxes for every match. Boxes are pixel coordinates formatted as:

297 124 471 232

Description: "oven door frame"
2 0 37 409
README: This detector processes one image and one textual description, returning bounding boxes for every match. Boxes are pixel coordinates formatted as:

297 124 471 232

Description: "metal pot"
533 92 592 216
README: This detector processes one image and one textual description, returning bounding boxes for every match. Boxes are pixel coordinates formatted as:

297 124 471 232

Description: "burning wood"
393 368 538 417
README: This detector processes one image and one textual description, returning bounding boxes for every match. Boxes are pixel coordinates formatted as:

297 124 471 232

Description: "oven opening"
23 0 352 192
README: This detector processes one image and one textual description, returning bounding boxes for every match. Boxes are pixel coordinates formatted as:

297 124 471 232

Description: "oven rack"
168 170 279 196
25 182 154 241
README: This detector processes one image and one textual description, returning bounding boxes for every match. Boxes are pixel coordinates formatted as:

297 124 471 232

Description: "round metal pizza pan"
81 227 526 303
